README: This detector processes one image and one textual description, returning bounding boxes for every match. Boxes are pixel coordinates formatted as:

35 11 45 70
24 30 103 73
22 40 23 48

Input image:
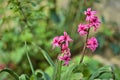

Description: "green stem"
79 28 90 64
52 60 62 80
25 42 37 80
111 71 115 80
111 67 116 80
55 60 62 80
0 68 19 80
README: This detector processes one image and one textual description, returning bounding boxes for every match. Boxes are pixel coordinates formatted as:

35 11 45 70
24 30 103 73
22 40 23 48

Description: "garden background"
0 0 120 79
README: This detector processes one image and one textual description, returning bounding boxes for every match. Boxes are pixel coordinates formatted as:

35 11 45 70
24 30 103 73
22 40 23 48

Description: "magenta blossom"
61 44 69 53
52 36 60 49
63 31 73 42
59 31 73 47
52 31 73 49
87 37 98 52
84 8 96 21
58 54 71 66
58 46 71 66
78 24 89 36
52 31 72 66
90 16 101 31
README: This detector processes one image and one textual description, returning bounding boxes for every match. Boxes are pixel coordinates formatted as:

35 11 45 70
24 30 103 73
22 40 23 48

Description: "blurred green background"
0 0 120 79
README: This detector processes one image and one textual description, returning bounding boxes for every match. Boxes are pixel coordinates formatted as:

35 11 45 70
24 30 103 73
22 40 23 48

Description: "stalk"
53 44 63 80
25 42 37 80
56 61 62 80
79 28 90 64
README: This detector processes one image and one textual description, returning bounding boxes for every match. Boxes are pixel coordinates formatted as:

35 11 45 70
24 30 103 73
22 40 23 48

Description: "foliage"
0 0 95 73
0 55 116 80
0 0 120 80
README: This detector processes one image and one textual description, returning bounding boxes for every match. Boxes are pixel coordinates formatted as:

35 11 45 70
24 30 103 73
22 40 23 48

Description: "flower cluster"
84 8 101 31
78 24 90 36
78 8 100 52
52 31 73 66
87 37 98 52
52 8 100 65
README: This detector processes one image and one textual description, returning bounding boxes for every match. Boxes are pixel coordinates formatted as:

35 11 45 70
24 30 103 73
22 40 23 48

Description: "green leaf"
32 43 55 68
70 73 83 80
35 70 51 80
0 68 19 80
40 48 55 68
53 61 62 80
89 66 114 80
45 67 53 78
19 74 30 80
61 63 77 80
25 42 37 80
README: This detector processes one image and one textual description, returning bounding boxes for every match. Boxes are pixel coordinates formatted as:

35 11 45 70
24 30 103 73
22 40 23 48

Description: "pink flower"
61 44 69 53
84 8 96 21
58 46 71 66
52 31 73 49
52 36 60 49
87 37 98 52
63 31 73 42
90 16 101 31
59 31 73 46
78 24 89 36
52 31 73 66
58 54 71 66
